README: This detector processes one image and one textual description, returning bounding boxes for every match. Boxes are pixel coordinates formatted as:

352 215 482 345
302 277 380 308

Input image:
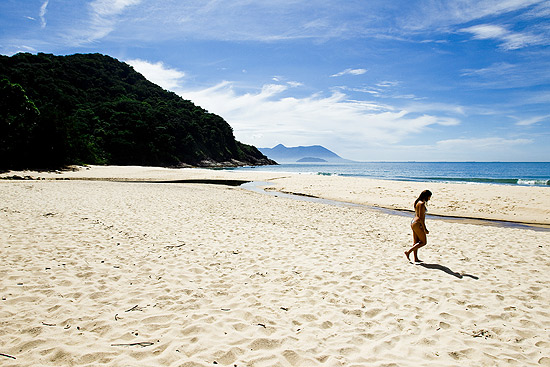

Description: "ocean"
232 162 550 186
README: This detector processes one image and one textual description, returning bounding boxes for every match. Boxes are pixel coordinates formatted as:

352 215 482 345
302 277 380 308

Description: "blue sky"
1 0 549 161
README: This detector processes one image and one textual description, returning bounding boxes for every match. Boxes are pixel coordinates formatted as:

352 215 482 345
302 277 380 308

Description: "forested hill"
0 53 275 170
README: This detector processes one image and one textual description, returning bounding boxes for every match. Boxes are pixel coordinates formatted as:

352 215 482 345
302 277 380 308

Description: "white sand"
1 166 549 366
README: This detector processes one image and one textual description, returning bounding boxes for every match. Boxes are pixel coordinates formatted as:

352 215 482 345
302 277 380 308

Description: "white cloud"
344 87 380 95
460 23 545 49
27 0 548 49
461 62 516 77
125 1 548 44
91 0 142 16
381 135 537 161
515 114 550 126
436 137 532 150
461 24 507 39
402 0 545 31
376 81 400 88
331 68 367 77
341 81 426 101
181 82 461 150
525 1 550 17
129 60 462 154
460 60 550 89
126 59 185 90
130 1 358 42
525 91 550 104
404 102 466 116
287 81 304 88
81 0 142 42
272 76 303 88
39 0 49 28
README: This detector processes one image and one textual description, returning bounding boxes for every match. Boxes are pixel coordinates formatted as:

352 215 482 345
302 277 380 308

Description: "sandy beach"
1 166 549 366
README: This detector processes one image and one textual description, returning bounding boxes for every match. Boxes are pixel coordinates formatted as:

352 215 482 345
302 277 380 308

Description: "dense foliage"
0 53 274 170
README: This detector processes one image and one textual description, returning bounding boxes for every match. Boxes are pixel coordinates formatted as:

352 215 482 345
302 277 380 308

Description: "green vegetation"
0 53 274 170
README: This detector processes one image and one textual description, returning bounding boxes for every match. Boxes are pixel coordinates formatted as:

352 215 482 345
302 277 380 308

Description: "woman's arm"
418 202 429 234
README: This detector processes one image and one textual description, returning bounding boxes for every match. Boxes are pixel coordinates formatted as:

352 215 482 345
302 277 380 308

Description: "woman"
405 190 432 263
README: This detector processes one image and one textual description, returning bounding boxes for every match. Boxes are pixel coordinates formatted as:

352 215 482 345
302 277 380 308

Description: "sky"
1 0 549 161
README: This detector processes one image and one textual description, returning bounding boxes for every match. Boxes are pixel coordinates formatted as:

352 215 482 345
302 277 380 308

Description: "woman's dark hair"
414 190 432 208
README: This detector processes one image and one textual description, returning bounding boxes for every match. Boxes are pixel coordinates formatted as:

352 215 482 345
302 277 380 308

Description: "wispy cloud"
90 0 142 17
461 62 516 77
71 0 142 43
272 76 303 88
401 0 546 31
436 137 532 150
39 0 49 28
339 81 426 100
26 0 549 48
132 1 358 42
515 114 550 126
136 1 549 44
460 23 546 49
460 60 550 89
376 81 399 88
287 81 304 88
331 68 367 77
523 1 550 17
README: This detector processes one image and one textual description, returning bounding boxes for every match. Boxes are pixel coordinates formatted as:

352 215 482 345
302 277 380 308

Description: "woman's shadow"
417 262 479 279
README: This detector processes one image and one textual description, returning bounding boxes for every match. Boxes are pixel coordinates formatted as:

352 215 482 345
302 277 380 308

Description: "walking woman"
405 190 432 263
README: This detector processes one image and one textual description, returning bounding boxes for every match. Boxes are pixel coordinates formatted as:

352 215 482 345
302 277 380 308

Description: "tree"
0 53 275 169
0 79 40 168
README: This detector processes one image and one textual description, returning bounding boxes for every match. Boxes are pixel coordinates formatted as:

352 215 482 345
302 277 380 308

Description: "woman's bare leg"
405 231 419 261
405 223 427 262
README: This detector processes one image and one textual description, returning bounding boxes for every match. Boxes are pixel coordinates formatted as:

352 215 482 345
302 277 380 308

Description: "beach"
1 165 549 366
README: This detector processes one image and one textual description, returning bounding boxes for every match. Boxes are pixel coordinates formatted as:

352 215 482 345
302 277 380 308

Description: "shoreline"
2 165 549 225
2 173 548 229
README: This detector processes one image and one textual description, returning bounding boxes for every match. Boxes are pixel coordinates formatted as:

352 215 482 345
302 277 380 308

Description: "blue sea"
233 162 550 186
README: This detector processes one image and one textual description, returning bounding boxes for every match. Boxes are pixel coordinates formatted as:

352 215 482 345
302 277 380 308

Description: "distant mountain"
297 157 328 163
259 144 352 163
